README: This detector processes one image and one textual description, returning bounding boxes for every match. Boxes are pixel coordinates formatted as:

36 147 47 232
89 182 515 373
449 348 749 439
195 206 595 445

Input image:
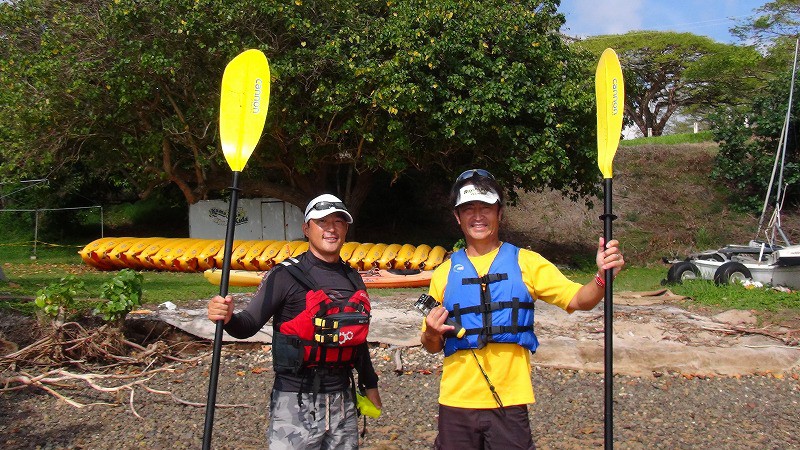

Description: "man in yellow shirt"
421 169 625 449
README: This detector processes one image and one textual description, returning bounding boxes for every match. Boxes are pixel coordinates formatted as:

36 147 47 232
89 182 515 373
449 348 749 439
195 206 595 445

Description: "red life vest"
275 258 371 371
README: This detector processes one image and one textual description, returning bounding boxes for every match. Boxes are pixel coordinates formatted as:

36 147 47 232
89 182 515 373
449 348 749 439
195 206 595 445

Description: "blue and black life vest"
443 243 538 356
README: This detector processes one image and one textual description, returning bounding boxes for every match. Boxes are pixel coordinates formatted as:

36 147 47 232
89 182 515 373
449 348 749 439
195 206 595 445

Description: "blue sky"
558 0 767 43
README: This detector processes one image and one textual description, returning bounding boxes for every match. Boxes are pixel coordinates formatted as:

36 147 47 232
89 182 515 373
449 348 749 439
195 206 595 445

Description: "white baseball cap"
454 183 500 208
304 194 353 223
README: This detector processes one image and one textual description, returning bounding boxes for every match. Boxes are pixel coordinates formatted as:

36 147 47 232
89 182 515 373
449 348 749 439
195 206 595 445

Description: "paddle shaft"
202 171 241 450
602 177 615 450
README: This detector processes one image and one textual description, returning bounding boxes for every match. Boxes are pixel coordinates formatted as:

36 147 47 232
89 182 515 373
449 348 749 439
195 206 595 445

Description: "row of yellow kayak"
78 237 449 273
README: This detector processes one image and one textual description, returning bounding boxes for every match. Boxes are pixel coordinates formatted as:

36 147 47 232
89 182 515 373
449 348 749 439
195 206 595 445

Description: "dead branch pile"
0 320 246 416
1 321 193 369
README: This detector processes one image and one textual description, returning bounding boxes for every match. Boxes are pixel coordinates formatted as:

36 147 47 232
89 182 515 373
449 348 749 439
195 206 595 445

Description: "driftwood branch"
702 325 799 346
393 347 403 373
1 366 252 417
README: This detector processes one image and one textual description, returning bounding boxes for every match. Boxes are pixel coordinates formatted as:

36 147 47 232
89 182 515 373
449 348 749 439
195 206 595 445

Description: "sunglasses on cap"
310 201 347 212
455 169 495 183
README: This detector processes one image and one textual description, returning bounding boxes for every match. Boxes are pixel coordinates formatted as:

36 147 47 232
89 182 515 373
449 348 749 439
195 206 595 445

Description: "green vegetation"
669 279 800 312
0 245 253 316
711 65 800 212
621 131 714 146
1 0 598 217
0 241 83 264
565 266 799 316
93 269 144 323
101 194 188 235
4 245 797 321
565 266 664 292
34 275 84 321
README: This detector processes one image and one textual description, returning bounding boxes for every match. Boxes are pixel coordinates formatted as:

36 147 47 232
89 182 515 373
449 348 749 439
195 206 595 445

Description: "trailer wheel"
713 262 752 285
665 261 700 284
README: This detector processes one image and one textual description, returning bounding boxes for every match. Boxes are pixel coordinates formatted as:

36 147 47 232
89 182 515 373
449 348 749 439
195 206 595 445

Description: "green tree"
711 1 800 212
731 1 800 86
1 0 598 223
732 0 800 47
576 32 763 137
711 63 800 212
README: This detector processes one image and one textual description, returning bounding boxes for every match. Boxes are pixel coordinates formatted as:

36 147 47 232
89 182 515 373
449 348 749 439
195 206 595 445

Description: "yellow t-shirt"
426 244 581 408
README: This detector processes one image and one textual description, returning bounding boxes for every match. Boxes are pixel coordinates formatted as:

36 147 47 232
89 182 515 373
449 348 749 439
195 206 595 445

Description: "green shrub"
710 69 800 212
93 269 144 323
34 275 86 322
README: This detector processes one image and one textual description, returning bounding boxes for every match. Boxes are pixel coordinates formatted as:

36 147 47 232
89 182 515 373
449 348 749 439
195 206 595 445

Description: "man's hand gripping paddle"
596 47 624 450
202 49 270 450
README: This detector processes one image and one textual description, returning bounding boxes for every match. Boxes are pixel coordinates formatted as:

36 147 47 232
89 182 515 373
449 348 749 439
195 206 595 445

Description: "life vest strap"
453 299 534 315
464 325 534 336
280 258 320 291
314 329 340 344
461 272 508 286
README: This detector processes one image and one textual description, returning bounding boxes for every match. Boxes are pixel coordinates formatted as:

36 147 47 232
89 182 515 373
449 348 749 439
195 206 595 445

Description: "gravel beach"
2 293 799 450
2 344 799 450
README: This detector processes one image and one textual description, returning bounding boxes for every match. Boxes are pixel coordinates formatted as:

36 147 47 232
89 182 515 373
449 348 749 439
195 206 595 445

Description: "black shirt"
224 250 379 393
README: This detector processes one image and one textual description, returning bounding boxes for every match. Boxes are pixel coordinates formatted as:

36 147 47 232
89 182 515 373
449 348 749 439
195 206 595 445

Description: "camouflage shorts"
268 389 359 449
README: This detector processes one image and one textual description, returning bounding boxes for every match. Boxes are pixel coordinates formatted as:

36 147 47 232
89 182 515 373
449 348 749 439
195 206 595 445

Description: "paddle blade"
220 49 270 172
595 48 624 179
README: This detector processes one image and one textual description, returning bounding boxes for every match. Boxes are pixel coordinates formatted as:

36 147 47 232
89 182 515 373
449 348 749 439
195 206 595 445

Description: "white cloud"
560 0 763 43
560 0 644 38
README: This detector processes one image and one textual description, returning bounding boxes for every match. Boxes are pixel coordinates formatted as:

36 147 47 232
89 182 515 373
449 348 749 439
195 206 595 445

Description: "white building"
189 198 305 241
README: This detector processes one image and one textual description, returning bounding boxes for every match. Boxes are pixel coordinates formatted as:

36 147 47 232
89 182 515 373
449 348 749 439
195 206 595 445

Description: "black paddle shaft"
202 171 242 450
602 177 616 450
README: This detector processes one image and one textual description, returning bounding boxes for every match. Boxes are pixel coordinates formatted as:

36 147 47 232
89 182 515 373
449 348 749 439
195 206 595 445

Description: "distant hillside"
503 143 800 267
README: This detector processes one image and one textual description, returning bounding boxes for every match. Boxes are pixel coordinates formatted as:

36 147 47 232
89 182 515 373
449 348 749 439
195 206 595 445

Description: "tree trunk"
161 138 199 204
344 170 375 240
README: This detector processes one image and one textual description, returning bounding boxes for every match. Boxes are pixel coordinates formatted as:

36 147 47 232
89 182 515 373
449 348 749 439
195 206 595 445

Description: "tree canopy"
0 0 599 222
711 1 800 214
732 0 800 48
576 32 763 137
711 54 800 214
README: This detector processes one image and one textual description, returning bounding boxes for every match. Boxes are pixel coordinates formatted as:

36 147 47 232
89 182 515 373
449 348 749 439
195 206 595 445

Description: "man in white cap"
208 193 381 449
420 169 625 449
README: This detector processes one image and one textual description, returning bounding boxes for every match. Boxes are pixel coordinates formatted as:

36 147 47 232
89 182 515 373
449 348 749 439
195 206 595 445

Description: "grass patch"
1 259 254 315
138 271 254 304
3 245 798 321
621 131 714 146
563 266 667 292
562 267 800 319
1 243 84 263
669 279 800 311
0 297 39 316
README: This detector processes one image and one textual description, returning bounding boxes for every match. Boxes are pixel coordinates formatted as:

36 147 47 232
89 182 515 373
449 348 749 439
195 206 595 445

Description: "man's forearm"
568 281 605 312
